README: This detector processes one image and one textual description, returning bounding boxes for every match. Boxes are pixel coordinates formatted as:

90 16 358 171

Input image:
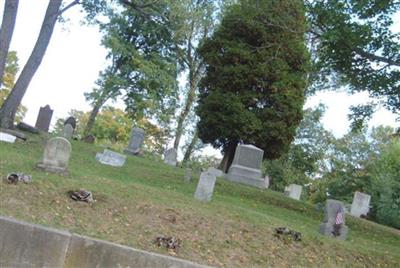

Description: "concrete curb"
0 216 212 268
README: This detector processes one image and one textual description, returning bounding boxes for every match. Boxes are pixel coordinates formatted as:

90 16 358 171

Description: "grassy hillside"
1 133 399 267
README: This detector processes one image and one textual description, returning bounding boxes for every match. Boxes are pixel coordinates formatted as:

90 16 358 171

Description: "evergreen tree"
196 0 309 171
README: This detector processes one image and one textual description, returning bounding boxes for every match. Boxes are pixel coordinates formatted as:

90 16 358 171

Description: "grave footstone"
35 105 53 132
37 137 71 174
164 148 177 166
284 184 302 200
62 124 74 140
184 168 192 182
226 144 268 188
64 117 77 130
0 132 16 143
194 171 216 202
350 191 371 217
95 149 126 167
124 127 145 155
319 199 349 240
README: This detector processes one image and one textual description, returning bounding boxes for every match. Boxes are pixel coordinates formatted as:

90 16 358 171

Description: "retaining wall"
0 216 211 268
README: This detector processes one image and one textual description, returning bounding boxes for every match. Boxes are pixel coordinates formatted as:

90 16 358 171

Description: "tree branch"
58 0 80 16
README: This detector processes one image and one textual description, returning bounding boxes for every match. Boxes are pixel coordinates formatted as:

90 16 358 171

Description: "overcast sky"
1 0 399 158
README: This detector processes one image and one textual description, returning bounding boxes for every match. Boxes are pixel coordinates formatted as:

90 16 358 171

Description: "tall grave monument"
35 105 53 132
124 127 145 155
227 144 268 188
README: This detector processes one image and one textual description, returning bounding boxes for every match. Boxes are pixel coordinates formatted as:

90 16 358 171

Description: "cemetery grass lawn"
1 134 400 268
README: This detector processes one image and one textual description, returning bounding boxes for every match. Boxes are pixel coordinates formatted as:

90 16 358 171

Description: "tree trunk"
84 97 106 136
173 73 197 150
219 141 238 173
182 127 199 163
0 0 19 89
0 0 62 128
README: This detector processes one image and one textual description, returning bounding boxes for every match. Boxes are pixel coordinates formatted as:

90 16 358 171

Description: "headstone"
284 184 302 200
64 117 77 130
319 199 349 240
207 167 224 177
350 191 371 217
194 171 216 202
62 124 74 140
164 148 177 166
16 122 39 134
226 144 268 188
124 127 145 155
184 168 192 182
35 105 53 132
95 149 126 167
0 128 26 140
264 175 270 189
37 137 71 174
0 132 16 143
82 134 95 144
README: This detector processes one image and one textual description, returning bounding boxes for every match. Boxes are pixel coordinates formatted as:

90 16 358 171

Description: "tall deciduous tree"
0 0 80 128
0 0 19 89
197 0 309 171
306 0 400 121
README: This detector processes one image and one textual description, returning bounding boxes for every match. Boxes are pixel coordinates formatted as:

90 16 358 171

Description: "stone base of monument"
123 148 141 156
36 163 69 175
319 222 348 240
226 165 268 189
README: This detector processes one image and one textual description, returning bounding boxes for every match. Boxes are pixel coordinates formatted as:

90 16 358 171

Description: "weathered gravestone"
37 137 71 174
184 168 192 182
164 148 177 166
62 124 74 140
35 105 53 132
64 116 77 130
319 199 349 240
350 191 371 217
207 167 224 177
284 184 302 200
124 127 145 155
227 144 268 189
95 149 126 167
194 171 216 202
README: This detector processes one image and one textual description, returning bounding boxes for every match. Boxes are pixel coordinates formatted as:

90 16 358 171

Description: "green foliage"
196 0 309 159
0 51 26 122
307 0 400 114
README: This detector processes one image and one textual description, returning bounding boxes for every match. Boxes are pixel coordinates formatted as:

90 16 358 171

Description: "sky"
1 0 399 158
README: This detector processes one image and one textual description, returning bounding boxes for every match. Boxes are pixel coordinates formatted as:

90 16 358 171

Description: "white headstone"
350 191 371 217
37 137 71 174
96 149 126 167
0 132 16 143
284 184 302 200
164 148 177 166
227 144 267 188
194 172 216 202
62 124 74 140
124 127 145 155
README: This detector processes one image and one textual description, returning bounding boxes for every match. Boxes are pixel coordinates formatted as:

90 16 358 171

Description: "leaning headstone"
284 184 302 200
95 149 126 167
16 122 39 134
319 199 349 240
184 168 192 182
62 124 74 140
164 148 177 166
350 191 371 217
207 167 224 177
194 171 216 202
35 105 53 132
64 116 77 130
226 144 268 188
37 137 71 174
0 132 16 143
82 134 95 144
124 127 145 155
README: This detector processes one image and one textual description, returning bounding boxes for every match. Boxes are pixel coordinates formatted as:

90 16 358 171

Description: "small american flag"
335 207 344 225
